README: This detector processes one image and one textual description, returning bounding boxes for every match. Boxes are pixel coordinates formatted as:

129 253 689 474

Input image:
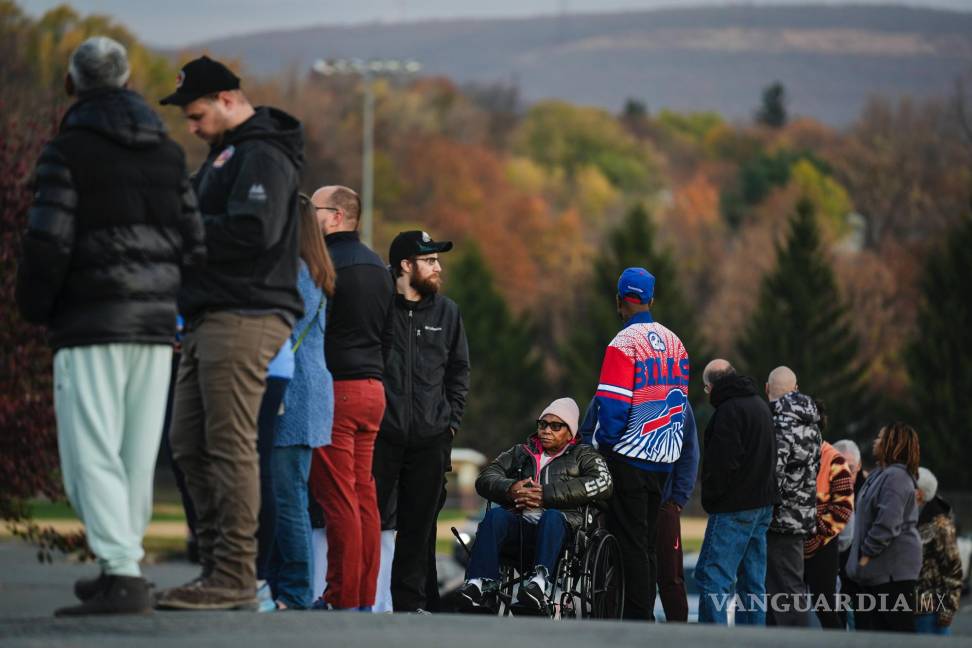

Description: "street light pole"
362 70 375 247
311 58 421 249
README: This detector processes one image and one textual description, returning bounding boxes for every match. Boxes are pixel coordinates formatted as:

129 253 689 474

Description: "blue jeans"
915 613 950 635
256 377 290 580
268 445 313 608
696 505 773 625
466 508 568 580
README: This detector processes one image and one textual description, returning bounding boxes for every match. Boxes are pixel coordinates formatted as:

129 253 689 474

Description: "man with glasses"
373 230 470 612
457 397 613 614
306 184 394 610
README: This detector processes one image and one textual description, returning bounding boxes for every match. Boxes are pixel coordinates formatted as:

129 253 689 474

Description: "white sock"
468 577 483 591
530 572 547 591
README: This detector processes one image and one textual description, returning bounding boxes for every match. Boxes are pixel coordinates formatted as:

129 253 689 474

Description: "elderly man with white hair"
915 467 963 634
16 36 203 616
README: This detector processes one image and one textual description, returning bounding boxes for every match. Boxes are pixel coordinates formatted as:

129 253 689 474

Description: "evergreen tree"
737 199 872 439
755 81 788 129
445 243 548 456
905 215 972 488
561 204 710 412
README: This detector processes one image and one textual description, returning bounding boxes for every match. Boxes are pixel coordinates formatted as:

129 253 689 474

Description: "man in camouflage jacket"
764 367 821 627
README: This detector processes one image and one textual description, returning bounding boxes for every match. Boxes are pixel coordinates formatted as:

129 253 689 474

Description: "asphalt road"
0 540 968 647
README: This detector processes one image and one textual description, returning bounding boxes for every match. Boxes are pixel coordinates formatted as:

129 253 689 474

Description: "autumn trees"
3 3 971 498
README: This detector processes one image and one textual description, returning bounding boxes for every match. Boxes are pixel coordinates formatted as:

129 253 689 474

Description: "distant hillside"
190 4 972 125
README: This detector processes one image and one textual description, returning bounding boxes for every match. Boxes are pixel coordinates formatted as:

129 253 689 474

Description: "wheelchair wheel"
579 529 624 619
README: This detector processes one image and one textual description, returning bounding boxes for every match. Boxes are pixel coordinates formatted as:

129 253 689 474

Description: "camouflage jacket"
769 391 821 535
917 496 963 626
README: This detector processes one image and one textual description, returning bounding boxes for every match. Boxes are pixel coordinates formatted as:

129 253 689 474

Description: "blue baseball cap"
617 267 655 304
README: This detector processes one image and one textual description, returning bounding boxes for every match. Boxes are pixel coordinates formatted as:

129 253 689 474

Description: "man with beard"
374 231 470 612
308 185 394 610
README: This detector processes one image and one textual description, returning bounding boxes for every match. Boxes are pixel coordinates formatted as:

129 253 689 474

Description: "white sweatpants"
53 344 172 577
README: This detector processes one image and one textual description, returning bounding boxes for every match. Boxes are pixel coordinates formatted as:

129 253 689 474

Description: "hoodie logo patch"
248 184 268 202
212 145 235 169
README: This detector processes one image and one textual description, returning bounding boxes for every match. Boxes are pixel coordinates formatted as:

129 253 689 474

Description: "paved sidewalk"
0 540 966 647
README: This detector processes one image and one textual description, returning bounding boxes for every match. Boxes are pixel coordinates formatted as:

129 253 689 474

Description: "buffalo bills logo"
213 145 235 169
612 388 687 463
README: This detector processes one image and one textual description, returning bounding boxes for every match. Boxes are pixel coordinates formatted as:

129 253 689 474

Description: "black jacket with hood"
476 435 613 531
16 88 205 349
179 106 304 323
701 374 779 514
380 291 470 446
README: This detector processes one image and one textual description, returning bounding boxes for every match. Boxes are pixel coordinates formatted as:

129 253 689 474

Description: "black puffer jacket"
179 106 303 323
476 436 613 531
380 292 470 446
701 374 779 514
16 88 204 349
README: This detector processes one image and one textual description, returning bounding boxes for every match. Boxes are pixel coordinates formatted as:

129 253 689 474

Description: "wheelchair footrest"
509 601 553 617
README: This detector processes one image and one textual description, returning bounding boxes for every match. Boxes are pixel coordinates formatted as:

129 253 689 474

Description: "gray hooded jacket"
845 463 921 586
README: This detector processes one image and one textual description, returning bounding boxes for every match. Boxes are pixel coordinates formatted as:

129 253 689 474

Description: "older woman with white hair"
915 467 963 635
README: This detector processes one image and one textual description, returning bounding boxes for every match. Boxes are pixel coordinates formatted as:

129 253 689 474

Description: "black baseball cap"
389 231 453 269
160 56 241 106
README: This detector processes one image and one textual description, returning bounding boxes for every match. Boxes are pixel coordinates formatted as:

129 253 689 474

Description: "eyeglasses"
537 420 569 432
414 257 440 267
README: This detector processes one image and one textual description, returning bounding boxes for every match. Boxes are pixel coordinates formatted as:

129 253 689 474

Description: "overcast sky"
19 0 972 47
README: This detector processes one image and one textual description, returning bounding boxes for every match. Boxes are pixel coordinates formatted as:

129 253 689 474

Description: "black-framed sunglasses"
537 419 569 432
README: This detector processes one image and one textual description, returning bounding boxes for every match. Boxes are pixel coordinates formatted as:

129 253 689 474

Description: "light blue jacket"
275 261 333 448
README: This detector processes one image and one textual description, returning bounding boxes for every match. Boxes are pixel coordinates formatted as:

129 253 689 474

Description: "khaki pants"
170 312 291 591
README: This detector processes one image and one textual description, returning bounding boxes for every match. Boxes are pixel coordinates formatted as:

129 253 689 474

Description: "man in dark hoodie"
695 359 778 625
157 56 304 610
763 366 820 627
16 37 204 616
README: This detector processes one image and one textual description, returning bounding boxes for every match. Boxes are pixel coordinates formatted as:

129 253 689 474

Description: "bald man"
307 185 394 610
763 366 821 627
695 359 778 625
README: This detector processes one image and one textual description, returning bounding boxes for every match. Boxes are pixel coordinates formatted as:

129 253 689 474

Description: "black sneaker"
457 580 498 614
516 573 548 613
74 571 109 601
457 581 484 610
56 575 153 616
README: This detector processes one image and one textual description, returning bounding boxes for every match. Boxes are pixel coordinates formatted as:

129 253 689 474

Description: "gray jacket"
845 463 921 586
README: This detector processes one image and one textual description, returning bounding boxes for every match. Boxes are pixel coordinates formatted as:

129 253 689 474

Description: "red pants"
309 379 384 609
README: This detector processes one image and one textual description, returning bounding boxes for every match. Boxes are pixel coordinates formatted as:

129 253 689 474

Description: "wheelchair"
454 503 624 620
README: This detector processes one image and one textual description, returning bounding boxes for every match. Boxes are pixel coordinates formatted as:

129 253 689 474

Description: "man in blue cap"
593 267 694 621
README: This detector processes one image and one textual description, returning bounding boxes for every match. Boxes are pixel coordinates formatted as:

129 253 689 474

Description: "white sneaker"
256 581 276 613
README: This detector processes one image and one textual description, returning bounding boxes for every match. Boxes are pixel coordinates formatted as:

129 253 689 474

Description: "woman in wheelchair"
457 398 614 614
